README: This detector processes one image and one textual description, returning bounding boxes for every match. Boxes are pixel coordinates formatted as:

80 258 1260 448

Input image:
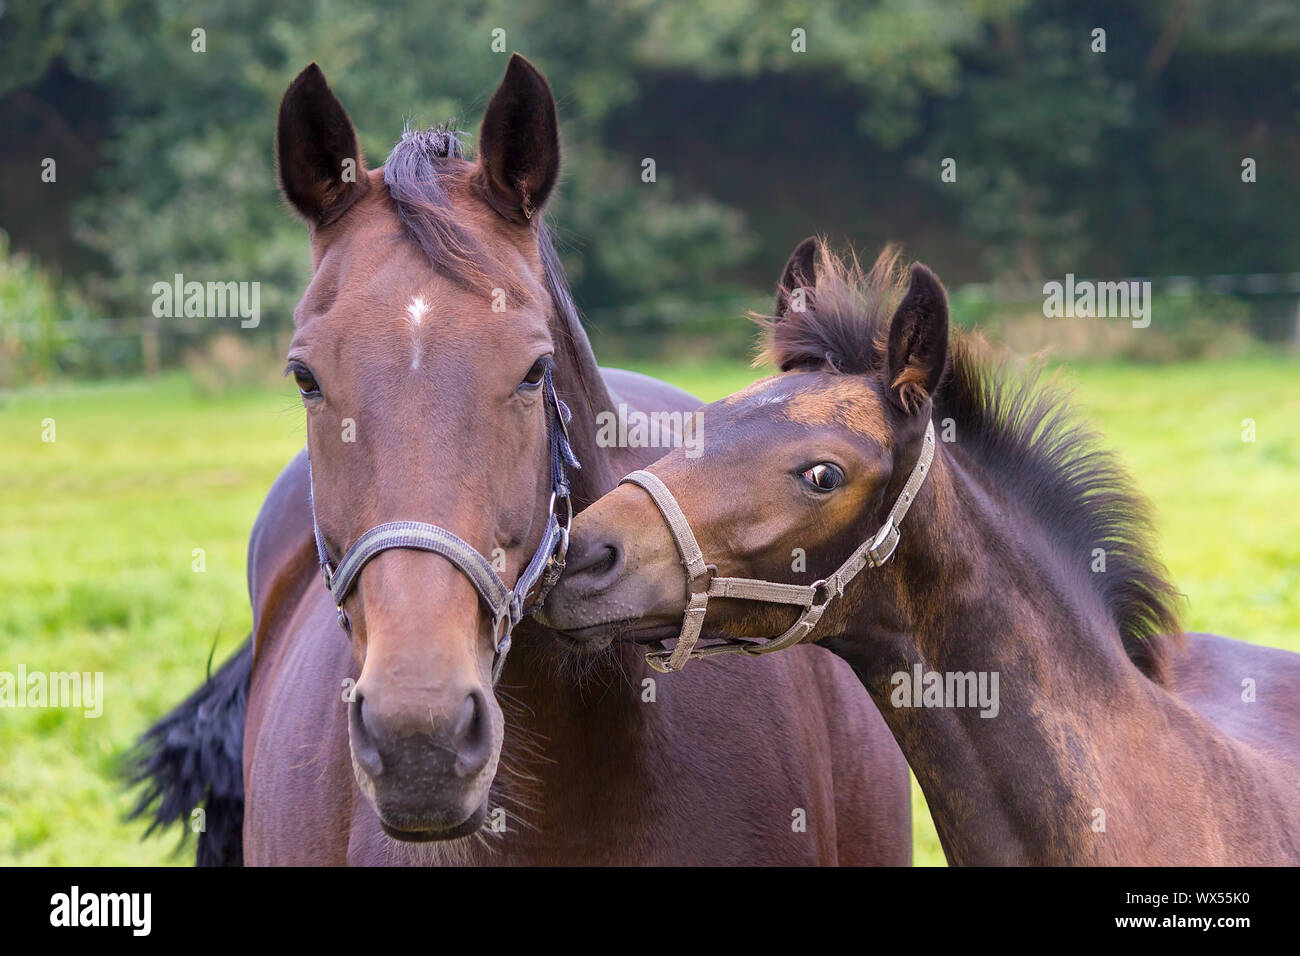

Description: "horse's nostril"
452 689 492 778
349 681 494 784
450 693 476 740
349 690 384 778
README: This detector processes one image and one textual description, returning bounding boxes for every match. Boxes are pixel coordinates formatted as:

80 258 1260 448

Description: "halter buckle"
645 651 677 675
867 519 900 566
688 564 716 595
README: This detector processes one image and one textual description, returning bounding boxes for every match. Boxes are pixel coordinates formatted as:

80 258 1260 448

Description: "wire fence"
4 272 1299 383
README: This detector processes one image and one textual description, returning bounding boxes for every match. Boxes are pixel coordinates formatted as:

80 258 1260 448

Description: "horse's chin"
353 749 494 843
378 798 489 843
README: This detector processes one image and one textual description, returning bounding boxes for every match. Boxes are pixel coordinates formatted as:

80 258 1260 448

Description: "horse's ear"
885 263 949 414
774 237 819 318
276 64 369 226
475 53 560 225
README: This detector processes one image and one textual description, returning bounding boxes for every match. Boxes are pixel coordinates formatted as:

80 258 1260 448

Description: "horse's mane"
760 243 1184 683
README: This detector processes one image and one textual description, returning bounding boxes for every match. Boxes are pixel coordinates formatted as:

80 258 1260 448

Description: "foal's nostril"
451 689 492 778
565 539 624 592
348 691 384 778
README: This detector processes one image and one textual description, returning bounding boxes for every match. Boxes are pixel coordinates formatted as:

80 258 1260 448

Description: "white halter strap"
621 418 936 673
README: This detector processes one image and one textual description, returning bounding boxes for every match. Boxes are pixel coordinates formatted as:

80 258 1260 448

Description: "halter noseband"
307 367 581 684
622 418 935 673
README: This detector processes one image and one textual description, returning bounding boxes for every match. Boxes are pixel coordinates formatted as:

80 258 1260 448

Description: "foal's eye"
289 363 321 398
518 358 549 391
801 463 844 492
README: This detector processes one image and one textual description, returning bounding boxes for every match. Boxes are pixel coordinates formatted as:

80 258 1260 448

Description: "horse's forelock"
382 124 536 302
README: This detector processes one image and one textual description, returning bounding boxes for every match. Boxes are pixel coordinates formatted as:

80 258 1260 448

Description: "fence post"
142 315 160 377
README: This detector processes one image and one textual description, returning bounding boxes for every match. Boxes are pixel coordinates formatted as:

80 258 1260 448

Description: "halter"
622 418 935 673
307 367 581 684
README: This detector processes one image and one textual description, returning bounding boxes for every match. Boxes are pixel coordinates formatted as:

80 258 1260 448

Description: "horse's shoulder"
247 447 319 659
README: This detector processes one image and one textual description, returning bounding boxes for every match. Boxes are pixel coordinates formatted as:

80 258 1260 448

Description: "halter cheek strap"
308 367 580 685
622 418 936 673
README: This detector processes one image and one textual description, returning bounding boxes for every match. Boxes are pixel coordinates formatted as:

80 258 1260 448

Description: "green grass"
1 356 1297 866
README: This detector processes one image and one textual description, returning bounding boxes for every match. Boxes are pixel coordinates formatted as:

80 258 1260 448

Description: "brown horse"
132 60 909 864
541 238 1300 865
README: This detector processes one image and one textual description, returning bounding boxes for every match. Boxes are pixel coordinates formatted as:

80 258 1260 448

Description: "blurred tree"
1 0 1297 370
917 0 1300 279
1 0 1015 338
6 0 761 334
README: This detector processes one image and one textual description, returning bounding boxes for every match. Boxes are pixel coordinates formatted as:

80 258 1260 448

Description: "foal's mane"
761 244 1184 683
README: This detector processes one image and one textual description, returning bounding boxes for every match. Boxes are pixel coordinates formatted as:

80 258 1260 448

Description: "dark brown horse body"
543 239 1300 865
234 63 909 864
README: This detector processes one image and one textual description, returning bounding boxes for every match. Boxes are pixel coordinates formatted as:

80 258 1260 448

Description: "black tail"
126 638 252 866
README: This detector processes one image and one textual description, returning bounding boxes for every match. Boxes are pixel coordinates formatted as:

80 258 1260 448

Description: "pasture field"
1 355 1297 866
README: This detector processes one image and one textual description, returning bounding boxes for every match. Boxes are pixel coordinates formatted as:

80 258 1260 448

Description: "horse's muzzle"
347 683 499 838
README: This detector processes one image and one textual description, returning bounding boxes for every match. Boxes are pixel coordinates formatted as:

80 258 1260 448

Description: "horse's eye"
519 358 548 391
291 365 320 398
802 463 843 492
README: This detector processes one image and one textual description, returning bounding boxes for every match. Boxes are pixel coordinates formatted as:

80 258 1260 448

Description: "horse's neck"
540 243 635 503
831 448 1191 864
552 326 622 500
544 272 647 502
483 256 661 841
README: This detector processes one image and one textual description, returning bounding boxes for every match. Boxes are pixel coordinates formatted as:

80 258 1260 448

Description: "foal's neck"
827 444 1188 864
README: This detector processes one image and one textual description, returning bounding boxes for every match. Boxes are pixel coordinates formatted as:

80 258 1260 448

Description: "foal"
542 240 1300 865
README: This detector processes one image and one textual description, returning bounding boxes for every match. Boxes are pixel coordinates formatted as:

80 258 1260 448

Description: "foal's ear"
276 64 369 227
774 237 819 318
475 54 561 226
885 263 949 414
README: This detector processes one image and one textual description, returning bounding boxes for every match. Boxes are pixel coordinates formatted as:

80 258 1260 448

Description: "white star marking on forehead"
405 296 430 369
